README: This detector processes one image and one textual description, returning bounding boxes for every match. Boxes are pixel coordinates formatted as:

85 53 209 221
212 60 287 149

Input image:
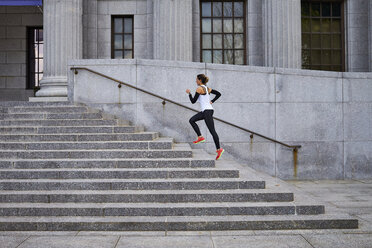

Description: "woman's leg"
189 112 205 136
203 110 220 150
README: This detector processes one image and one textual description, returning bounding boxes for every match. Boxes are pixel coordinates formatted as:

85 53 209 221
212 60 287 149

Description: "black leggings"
189 110 220 150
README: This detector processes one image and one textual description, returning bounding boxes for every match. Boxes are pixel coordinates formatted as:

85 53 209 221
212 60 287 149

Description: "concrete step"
0 119 118 126
0 215 358 231
0 126 136 134
0 158 214 169
0 168 239 179
0 141 192 158
0 132 159 142
47 113 105 119
0 178 265 190
0 202 325 216
8 106 89 113
0 149 193 159
0 189 293 203
0 112 104 120
0 101 72 107
0 139 173 150
0 103 357 232
28 97 68 102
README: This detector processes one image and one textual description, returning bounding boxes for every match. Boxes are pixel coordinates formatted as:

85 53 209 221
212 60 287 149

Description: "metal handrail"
71 67 301 150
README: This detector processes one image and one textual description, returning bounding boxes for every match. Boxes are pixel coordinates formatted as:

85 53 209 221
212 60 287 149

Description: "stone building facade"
0 0 372 180
0 0 372 99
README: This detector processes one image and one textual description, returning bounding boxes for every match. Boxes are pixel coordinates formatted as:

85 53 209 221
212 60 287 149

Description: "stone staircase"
0 102 358 231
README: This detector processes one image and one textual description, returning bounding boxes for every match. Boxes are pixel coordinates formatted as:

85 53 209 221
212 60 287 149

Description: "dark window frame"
199 0 247 65
301 0 345 71
26 26 43 89
111 15 134 59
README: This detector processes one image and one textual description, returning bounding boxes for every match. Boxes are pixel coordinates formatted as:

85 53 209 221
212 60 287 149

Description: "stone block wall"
0 6 40 101
68 59 372 180
84 0 149 59
343 73 372 179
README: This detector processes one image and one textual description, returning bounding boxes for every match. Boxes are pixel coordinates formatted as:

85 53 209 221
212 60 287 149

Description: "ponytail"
197 74 209 84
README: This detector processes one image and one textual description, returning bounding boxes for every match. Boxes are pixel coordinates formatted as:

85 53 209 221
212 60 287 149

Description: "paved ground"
1 179 371 248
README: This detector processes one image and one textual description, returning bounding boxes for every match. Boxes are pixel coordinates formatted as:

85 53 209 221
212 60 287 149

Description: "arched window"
200 0 246 65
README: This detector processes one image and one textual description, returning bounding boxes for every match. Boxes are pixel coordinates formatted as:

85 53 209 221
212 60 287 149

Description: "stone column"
248 0 263 66
262 0 301 68
192 0 200 62
83 0 98 59
346 0 369 72
146 0 154 59
153 0 193 61
369 0 372 72
36 0 83 97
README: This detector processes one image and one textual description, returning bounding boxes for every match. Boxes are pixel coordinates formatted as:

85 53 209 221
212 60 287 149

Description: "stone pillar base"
35 77 68 97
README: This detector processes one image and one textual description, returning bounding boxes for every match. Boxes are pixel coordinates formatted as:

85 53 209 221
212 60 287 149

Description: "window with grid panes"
112 16 134 59
200 0 246 65
27 27 43 89
301 1 344 71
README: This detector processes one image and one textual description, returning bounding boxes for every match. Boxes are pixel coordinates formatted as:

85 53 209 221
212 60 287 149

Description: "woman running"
186 74 224 160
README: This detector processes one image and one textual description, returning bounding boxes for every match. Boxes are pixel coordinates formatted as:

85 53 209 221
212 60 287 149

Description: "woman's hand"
186 89 191 94
210 101 213 104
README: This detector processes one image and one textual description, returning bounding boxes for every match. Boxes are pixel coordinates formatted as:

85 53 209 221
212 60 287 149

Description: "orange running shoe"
193 136 205 144
216 148 224 160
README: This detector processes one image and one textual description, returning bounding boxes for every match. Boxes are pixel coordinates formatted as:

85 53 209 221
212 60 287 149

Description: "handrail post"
293 147 298 178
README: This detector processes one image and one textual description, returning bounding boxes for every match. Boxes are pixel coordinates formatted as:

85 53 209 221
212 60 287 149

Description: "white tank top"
198 85 213 112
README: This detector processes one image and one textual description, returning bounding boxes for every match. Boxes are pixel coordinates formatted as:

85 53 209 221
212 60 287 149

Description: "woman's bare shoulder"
196 86 204 93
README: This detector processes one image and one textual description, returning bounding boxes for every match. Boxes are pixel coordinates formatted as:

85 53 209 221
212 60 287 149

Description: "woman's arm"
189 92 200 104
186 87 203 104
210 89 221 103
